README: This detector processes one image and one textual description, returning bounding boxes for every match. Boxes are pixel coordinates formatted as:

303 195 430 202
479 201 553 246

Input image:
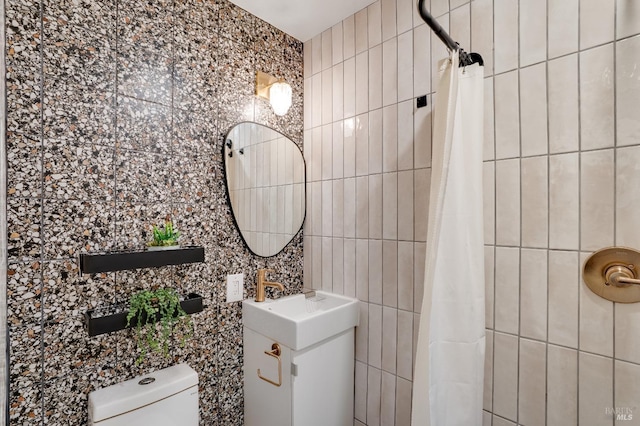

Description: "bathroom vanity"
243 291 359 426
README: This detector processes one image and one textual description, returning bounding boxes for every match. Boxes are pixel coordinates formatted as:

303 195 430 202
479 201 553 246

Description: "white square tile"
519 0 546 66
484 246 495 329
344 118 356 177
369 174 383 240
484 331 494 411
547 345 578 426
333 121 344 179
414 242 426 313
549 153 579 250
518 339 546 426
355 361 368 421
310 181 322 235
343 15 356 60
381 0 397 42
312 73 323 128
493 416 516 426
450 4 471 54
615 360 640 424
548 0 578 58
519 63 548 157
381 371 396 425
616 36 640 147
495 159 520 246
383 240 398 308
548 54 579 154
413 24 431 97
322 28 332 71
382 307 398 373
397 309 414 380
494 71 520 159
398 100 414 171
332 63 345 122
617 0 640 39
344 57 356 119
322 124 333 180
548 250 579 348
356 113 370 176
414 96 432 168
395 377 412 426
356 176 369 238
430 0 448 17
383 172 399 240
520 249 547 341
369 44 383 111
398 242 414 311
304 78 313 130
368 0 382 48
311 236 322 289
494 246 520 334
367 367 382 426
579 352 613 426
483 78 495 161
355 52 369 115
332 22 343 65
322 180 333 236
383 104 399 172
617 146 640 248
344 238 357 297
493 332 518 421
579 260 614 357
369 240 383 304
356 238 370 301
333 180 344 237
483 162 495 245
483 411 492 426
322 237 333 291
383 37 399 106
397 0 413 34
580 0 615 49
431 16 450 91
580 44 615 150
414 169 430 242
398 31 414 102
344 177 357 238
332 238 344 294
311 33 322 75
397 170 414 241
580 149 614 251
355 8 369 54
521 156 548 248
615 302 640 365
494 0 518 73
304 39 313 78
369 108 383 174
471 0 494 76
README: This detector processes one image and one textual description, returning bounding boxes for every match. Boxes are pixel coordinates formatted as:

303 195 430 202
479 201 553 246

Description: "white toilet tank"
88 363 199 426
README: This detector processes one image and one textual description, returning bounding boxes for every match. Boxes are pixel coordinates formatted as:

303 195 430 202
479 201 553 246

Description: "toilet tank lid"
88 363 198 422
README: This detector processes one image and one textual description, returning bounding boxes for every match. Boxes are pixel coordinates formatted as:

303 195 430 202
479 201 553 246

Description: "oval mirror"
223 122 306 257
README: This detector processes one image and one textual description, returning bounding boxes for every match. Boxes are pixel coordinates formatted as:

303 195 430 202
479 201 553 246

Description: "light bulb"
269 81 292 116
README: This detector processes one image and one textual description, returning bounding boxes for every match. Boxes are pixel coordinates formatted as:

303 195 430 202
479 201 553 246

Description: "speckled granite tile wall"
4 0 304 424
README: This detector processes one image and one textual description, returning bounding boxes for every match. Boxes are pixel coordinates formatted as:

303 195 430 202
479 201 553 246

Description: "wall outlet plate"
226 273 244 303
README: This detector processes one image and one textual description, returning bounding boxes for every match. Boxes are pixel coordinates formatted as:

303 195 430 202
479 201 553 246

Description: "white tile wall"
304 1 640 425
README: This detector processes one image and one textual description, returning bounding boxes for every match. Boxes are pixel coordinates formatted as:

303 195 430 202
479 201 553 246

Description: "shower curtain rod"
417 0 483 67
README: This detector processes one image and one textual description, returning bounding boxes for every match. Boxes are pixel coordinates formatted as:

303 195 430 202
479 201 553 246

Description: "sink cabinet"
243 326 355 426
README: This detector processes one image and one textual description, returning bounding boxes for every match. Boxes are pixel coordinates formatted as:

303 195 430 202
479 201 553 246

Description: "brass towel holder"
257 343 282 387
583 247 640 303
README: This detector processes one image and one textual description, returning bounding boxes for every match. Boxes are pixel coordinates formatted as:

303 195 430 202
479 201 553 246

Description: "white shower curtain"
411 51 485 426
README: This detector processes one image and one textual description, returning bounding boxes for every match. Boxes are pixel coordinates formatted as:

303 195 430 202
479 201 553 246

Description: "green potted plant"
146 220 180 251
126 288 193 365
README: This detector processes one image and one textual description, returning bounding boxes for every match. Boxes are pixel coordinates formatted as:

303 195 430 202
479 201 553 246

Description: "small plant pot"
146 245 180 251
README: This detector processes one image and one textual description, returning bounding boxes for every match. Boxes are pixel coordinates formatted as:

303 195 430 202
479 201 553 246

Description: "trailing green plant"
125 288 193 365
147 220 180 247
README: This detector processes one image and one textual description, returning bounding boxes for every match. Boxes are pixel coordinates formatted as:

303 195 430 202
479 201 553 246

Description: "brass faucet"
255 268 284 302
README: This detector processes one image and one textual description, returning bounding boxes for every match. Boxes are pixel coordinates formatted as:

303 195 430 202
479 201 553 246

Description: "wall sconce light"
255 71 292 116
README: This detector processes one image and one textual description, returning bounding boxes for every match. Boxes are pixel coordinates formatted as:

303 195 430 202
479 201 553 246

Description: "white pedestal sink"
243 291 359 426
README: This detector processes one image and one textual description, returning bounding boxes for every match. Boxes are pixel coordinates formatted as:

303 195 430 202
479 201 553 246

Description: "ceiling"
228 0 377 42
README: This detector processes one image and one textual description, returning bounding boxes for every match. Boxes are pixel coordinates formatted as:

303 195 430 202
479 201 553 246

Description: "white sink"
242 291 359 350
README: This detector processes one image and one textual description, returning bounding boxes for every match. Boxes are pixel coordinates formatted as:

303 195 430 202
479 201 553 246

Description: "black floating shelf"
79 246 205 274
84 293 203 337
